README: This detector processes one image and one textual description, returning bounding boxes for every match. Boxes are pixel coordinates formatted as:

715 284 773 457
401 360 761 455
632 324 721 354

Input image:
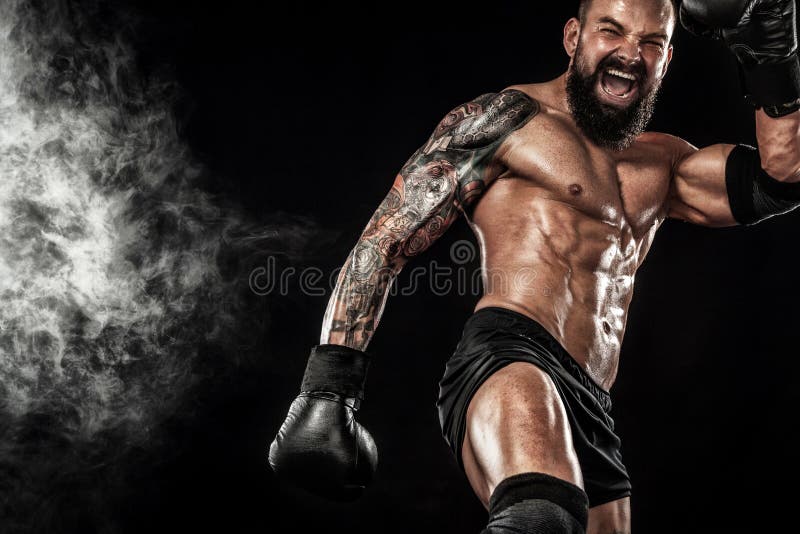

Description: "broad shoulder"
473 86 541 125
431 87 540 149
476 87 542 130
632 131 697 160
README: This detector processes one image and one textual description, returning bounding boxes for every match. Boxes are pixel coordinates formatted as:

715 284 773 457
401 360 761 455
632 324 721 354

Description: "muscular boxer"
270 0 800 532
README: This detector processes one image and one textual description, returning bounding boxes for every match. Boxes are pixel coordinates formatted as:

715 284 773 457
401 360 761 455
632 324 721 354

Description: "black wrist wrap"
300 344 371 401
726 143 800 225
740 55 800 117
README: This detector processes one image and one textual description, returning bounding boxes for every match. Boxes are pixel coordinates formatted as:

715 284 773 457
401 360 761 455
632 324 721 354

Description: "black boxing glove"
268 344 378 501
681 0 800 117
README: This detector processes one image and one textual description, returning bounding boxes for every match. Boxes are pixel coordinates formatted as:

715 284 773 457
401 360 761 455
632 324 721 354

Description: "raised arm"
668 0 800 227
320 89 538 350
668 110 800 227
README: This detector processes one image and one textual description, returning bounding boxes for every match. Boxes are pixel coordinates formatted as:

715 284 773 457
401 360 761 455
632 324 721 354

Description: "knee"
481 472 589 534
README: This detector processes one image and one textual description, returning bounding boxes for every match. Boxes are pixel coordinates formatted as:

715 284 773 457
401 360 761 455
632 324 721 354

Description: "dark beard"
566 52 660 151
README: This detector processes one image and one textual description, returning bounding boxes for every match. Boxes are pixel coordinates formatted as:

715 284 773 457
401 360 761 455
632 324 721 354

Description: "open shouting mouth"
599 67 639 104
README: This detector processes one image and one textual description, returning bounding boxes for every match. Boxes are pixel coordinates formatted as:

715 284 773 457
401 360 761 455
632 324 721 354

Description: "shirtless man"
269 0 800 532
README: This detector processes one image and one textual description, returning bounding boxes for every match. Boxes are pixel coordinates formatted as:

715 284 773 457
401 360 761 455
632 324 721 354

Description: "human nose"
615 37 642 63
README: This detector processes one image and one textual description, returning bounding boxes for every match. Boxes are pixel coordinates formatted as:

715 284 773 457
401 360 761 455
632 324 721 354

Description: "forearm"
755 108 800 182
320 244 403 351
318 169 449 351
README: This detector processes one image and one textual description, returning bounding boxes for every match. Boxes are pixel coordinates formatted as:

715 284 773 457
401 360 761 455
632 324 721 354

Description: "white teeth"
606 68 636 81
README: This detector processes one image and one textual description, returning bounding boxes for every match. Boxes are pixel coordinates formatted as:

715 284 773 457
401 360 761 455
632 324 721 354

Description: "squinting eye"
644 41 664 50
601 28 619 35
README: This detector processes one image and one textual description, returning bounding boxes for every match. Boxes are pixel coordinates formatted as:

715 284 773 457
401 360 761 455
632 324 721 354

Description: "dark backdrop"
16 1 800 533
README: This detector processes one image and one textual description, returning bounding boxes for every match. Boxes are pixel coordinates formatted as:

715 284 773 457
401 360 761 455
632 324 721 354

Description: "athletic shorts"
436 306 632 507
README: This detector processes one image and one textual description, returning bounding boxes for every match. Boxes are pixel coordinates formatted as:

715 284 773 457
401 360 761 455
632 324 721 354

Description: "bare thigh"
462 362 631 533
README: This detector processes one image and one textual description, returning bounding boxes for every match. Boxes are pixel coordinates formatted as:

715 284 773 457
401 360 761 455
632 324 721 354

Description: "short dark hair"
577 0 677 24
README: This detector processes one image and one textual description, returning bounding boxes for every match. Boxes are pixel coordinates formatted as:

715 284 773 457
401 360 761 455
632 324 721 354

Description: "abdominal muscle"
471 187 641 392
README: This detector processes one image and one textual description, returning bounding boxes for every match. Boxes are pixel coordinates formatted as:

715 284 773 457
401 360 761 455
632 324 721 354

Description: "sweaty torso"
471 82 676 390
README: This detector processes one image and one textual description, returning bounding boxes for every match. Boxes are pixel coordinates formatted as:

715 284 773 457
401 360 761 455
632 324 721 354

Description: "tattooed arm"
320 89 538 351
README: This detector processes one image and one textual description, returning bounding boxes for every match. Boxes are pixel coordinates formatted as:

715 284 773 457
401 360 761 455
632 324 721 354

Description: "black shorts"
436 306 632 507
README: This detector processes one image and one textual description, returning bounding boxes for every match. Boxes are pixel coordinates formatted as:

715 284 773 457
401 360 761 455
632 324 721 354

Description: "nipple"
568 183 582 195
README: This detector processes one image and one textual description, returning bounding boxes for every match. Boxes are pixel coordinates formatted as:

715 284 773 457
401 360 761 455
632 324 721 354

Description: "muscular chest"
499 116 671 239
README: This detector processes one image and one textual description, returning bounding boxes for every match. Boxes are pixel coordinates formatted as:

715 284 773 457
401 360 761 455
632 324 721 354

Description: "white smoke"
0 0 225 439
0 3 336 529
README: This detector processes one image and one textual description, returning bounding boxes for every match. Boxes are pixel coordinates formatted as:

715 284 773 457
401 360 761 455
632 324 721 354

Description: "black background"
33 1 800 533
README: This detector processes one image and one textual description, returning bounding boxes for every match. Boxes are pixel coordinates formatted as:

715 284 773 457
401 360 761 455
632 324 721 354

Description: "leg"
463 362 587 533
463 362 632 533
463 362 583 505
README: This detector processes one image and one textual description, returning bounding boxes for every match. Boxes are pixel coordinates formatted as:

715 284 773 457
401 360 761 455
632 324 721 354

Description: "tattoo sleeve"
320 89 539 350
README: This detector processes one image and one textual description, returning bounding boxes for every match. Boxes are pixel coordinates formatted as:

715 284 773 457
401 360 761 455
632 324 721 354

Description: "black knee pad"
481 472 589 534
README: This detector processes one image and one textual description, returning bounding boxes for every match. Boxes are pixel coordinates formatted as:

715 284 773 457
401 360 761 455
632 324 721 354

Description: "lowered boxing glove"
681 0 800 116
268 344 378 501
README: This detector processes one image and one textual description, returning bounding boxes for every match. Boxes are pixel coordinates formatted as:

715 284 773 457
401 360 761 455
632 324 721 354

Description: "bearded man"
269 1 800 532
